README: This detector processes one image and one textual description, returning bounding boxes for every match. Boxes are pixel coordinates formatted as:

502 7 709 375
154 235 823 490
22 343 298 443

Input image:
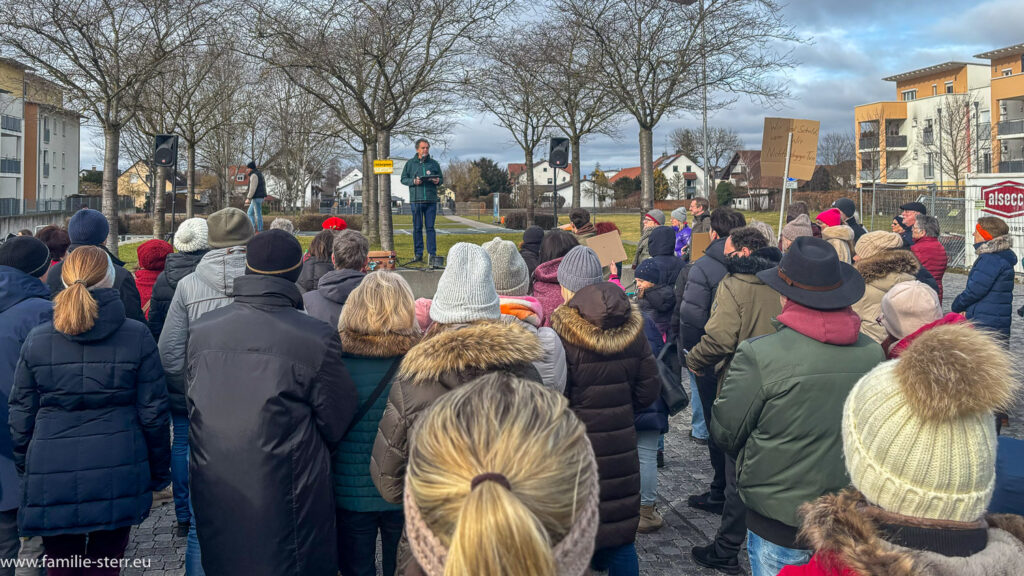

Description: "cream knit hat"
843 323 1017 522
482 237 529 297
854 230 902 260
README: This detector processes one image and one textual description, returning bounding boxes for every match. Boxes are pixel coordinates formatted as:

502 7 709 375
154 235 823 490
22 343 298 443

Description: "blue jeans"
689 370 708 439
591 542 639 576
335 509 403 576
247 198 263 231
747 531 812 576
637 430 660 506
186 495 205 576
171 414 190 524
411 202 437 258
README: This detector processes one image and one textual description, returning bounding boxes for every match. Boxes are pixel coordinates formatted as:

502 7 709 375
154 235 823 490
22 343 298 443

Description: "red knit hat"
137 239 174 271
815 208 843 228
323 217 348 231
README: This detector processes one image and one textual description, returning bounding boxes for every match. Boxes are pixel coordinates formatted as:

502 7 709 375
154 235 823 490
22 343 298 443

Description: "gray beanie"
207 208 254 248
430 243 501 324
482 236 529 296
782 213 813 242
670 206 688 224
645 209 666 226
557 246 603 293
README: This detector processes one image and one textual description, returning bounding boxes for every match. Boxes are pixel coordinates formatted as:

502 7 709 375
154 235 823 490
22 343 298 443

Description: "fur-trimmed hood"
397 320 543 385
339 329 419 358
726 247 782 276
823 224 855 243
855 250 920 284
797 489 1024 576
977 234 1016 259
551 283 644 355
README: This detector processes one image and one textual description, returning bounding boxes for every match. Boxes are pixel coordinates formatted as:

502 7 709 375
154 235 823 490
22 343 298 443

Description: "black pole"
553 140 559 228
170 156 177 240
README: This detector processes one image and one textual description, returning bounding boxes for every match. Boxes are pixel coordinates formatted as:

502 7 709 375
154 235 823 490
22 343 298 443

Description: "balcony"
859 170 877 181
0 158 20 174
859 136 879 150
684 186 697 197
0 115 21 132
998 119 1024 138
886 135 908 148
888 168 909 180
1000 160 1024 173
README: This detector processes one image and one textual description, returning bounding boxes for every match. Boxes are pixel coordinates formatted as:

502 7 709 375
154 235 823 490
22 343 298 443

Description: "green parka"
711 307 884 539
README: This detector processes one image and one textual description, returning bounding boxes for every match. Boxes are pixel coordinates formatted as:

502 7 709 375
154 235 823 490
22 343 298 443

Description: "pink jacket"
530 258 564 327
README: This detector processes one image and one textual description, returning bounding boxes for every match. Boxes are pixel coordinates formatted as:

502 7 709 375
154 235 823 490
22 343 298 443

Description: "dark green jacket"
710 316 884 531
400 155 443 203
332 330 418 512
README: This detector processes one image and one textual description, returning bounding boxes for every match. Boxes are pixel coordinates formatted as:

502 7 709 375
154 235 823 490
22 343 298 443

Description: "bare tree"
565 0 798 215
670 127 699 158
921 93 986 190
464 32 553 226
255 0 507 250
694 126 742 193
818 130 856 188
0 0 219 250
536 23 621 209
444 159 484 202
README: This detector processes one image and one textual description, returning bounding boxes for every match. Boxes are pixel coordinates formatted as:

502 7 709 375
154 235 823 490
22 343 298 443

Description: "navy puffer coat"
0 266 52 512
952 235 1018 340
10 289 170 536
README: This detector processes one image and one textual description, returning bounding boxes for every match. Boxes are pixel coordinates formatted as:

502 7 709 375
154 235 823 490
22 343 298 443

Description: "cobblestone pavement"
122 272 1024 575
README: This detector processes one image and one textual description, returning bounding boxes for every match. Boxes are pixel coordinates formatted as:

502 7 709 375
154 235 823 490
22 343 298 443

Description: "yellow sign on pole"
373 159 394 175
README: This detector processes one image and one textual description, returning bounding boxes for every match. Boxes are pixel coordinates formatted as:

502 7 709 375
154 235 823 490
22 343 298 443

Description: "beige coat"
822 224 855 264
852 250 920 343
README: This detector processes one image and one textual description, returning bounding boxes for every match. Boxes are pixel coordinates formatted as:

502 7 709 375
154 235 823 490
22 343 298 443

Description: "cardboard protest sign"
689 232 711 261
586 230 628 268
761 117 820 181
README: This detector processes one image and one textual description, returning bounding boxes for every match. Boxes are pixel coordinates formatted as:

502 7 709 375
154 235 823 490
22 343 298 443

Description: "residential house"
118 160 187 209
719 150 780 210
608 153 707 198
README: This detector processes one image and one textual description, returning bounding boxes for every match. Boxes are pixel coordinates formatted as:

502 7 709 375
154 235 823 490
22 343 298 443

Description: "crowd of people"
0 197 1020 576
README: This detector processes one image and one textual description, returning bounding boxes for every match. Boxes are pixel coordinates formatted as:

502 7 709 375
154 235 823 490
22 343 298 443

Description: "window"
1006 69 1015 77
547 178 552 184
62 120 66 137
542 167 548 172
686 165 691 171
235 173 245 182
42 184 47 196
130 174 139 184
980 109 991 123
945 81 954 94
673 165 679 172
925 153 934 179
932 84 937 96
902 90 917 101
62 153 65 169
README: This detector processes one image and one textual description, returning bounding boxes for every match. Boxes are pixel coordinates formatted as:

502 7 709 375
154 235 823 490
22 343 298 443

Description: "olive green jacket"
710 319 884 529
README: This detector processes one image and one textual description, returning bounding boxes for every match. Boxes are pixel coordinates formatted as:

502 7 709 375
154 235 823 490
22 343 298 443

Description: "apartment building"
855 61 991 188
976 43 1024 173
0 57 80 216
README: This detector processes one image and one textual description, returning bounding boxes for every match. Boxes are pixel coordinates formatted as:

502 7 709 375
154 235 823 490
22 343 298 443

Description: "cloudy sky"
80 0 1022 175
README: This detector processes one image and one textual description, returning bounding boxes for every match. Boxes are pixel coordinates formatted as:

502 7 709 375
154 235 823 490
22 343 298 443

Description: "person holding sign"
400 139 444 263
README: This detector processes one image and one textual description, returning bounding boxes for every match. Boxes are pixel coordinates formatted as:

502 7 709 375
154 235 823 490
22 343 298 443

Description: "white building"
335 158 412 205
608 152 709 198
509 160 573 188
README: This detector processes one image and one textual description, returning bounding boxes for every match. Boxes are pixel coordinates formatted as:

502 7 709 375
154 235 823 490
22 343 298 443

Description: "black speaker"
550 137 570 169
154 134 178 167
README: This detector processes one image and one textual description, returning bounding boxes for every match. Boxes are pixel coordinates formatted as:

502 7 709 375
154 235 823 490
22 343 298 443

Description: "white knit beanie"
429 243 501 324
482 236 529 297
842 323 1017 522
174 218 210 253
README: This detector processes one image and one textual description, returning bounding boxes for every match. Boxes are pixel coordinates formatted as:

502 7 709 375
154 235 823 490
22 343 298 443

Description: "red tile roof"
609 166 642 183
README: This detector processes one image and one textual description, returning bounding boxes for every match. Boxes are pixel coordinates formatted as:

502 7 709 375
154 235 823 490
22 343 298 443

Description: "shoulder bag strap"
345 357 402 435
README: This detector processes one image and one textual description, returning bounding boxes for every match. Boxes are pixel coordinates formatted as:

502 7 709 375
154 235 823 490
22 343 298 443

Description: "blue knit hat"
634 258 662 284
68 209 109 246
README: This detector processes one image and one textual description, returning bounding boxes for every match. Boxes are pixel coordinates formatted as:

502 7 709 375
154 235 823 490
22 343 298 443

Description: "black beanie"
0 236 51 278
245 229 303 282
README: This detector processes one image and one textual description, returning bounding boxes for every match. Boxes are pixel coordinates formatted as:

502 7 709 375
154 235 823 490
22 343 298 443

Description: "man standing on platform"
401 139 443 263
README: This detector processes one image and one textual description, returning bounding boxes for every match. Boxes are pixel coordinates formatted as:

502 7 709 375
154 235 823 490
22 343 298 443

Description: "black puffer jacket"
678 237 730 352
46 244 144 324
552 283 662 550
648 226 685 285
297 258 334 294
302 268 365 329
146 250 206 340
186 275 358 576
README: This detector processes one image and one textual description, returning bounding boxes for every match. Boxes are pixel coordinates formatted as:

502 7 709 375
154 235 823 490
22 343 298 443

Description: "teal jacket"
332 330 417 512
400 155 443 203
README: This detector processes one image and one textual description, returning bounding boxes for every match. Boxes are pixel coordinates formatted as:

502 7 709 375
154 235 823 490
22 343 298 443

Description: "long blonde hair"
54 246 109 335
407 374 598 576
338 271 418 336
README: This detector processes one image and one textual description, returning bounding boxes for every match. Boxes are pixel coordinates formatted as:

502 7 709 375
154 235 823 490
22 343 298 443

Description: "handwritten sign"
586 230 628 268
761 117 820 181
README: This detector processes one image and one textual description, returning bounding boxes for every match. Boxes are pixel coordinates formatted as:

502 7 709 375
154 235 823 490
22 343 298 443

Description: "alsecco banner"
966 175 1024 275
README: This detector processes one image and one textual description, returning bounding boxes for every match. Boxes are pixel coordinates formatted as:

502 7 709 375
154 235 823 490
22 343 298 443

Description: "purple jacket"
530 258 564 327
674 225 692 257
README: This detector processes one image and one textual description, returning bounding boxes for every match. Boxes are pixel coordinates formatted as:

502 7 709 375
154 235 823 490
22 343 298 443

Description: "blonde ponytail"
54 246 109 335
407 373 599 576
